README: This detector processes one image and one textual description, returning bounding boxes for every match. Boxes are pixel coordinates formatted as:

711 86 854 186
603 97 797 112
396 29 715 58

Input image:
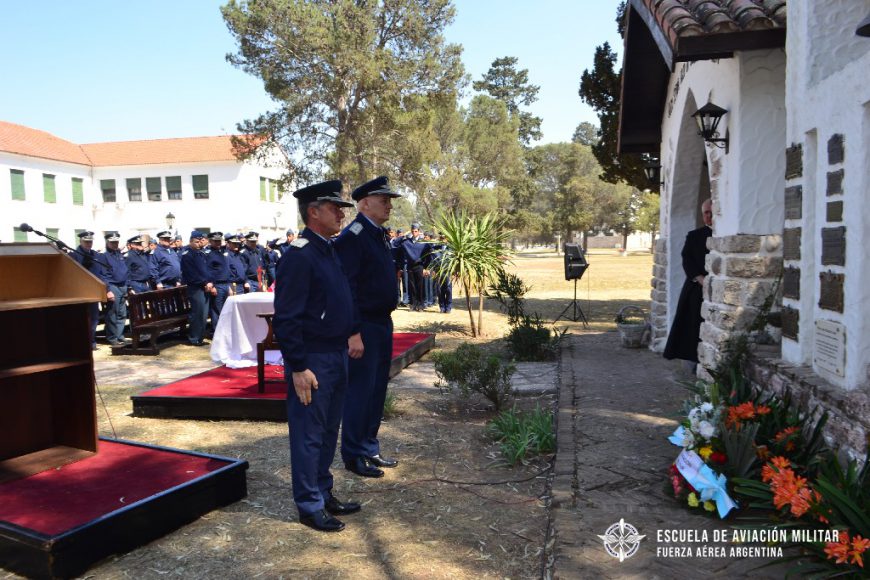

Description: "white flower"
700 402 714 413
683 430 696 449
698 421 716 439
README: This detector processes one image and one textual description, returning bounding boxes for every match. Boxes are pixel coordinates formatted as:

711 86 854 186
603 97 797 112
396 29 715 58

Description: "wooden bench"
114 286 191 355
256 313 284 392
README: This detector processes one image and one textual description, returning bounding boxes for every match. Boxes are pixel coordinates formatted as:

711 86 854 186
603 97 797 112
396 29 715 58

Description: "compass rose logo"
597 518 645 562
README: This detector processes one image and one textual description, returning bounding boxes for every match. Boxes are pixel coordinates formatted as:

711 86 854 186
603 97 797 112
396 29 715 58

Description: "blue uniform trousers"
105 283 128 343
129 280 151 293
341 318 392 462
401 267 409 304
208 282 231 334
248 279 260 292
287 350 348 516
438 278 453 312
187 286 208 344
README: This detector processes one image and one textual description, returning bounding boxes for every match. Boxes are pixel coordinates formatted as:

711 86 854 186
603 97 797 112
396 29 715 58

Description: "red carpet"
138 332 432 399
0 441 228 536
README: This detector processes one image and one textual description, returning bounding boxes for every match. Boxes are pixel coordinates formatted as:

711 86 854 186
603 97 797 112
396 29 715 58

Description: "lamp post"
691 102 729 152
165 212 176 236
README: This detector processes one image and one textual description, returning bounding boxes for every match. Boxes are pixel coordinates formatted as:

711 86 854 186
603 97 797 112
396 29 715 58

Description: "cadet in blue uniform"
124 235 153 293
224 233 250 295
335 176 403 478
279 228 297 256
428 235 453 313
399 223 429 311
272 180 359 533
71 230 104 349
180 230 213 346
205 231 231 334
151 230 182 288
100 231 129 346
240 232 265 291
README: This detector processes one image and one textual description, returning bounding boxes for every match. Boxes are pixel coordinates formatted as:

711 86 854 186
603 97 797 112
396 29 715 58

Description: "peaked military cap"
244 231 259 241
352 176 402 201
190 230 206 240
207 231 224 241
293 179 353 207
104 231 121 242
127 235 144 245
286 228 297 236
225 233 242 244
78 231 95 241
156 230 173 239
411 222 422 230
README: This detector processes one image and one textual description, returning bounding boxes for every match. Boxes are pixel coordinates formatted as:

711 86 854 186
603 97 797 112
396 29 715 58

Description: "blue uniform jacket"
225 250 247 283
180 247 208 289
101 249 128 285
399 236 428 266
335 214 398 333
272 228 354 373
71 246 105 287
125 250 152 284
240 245 264 280
150 245 182 284
204 247 231 283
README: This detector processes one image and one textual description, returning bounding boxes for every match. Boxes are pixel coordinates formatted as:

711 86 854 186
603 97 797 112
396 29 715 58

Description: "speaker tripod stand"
554 278 589 327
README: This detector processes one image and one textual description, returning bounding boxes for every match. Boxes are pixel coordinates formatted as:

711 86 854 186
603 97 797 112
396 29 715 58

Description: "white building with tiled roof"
0 121 296 245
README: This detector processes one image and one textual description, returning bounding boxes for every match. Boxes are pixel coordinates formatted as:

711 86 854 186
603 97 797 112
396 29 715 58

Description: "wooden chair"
256 312 283 393
118 287 191 355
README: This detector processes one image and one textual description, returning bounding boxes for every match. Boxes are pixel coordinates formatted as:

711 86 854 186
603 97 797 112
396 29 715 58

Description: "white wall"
0 152 94 246
782 0 870 389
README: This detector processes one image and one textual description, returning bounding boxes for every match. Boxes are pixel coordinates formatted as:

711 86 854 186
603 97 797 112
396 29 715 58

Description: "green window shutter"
192 174 209 199
10 169 25 200
100 179 116 202
269 180 276 202
146 177 162 201
74 228 85 246
46 228 59 239
72 178 84 206
166 176 182 200
260 177 267 201
13 227 28 242
43 174 56 203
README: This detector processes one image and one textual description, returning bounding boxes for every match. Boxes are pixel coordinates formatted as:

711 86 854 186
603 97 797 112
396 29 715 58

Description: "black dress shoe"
368 454 398 468
299 509 345 532
344 456 384 478
325 495 361 515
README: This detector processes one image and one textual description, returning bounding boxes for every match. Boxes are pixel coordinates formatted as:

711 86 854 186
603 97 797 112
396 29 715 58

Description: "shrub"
487 405 555 464
432 343 516 411
488 270 530 326
506 314 564 361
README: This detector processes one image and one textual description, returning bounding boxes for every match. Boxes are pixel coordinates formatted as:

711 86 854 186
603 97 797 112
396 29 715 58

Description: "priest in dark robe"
664 199 713 364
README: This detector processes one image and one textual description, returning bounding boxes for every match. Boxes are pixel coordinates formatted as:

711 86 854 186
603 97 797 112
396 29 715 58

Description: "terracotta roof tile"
81 135 242 167
0 121 92 166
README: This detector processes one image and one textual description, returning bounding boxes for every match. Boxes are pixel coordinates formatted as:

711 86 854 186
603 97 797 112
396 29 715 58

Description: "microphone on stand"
20 223 109 267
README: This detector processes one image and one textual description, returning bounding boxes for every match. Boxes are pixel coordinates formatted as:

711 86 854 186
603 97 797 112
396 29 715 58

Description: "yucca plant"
433 210 512 337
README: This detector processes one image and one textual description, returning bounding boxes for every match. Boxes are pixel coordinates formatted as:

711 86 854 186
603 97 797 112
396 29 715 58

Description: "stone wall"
747 346 870 463
649 237 667 352
697 233 783 378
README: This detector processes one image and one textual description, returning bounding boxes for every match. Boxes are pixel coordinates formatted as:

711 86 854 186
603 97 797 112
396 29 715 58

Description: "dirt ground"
2 248 653 580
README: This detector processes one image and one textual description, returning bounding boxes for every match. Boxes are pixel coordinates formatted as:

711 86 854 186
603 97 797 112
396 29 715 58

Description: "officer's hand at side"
107 291 115 301
292 370 318 405
348 333 364 359
156 283 164 290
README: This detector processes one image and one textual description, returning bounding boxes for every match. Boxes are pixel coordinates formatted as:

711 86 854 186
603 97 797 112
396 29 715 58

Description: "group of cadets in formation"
68 221 452 349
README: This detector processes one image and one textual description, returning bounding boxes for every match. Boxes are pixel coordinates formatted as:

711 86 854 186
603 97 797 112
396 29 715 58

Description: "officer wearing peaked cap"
271 179 360 533
224 233 249 295
240 231 265 291
335 176 403 478
71 230 103 349
151 231 182 289
180 230 213 346
125 235 153 293
205 231 231 335
100 231 129 346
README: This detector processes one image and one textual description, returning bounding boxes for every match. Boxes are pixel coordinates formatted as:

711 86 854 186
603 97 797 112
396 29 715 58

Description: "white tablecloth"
210 292 282 368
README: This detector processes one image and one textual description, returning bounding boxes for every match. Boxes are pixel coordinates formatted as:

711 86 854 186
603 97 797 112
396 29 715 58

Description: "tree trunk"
463 280 477 337
477 288 484 337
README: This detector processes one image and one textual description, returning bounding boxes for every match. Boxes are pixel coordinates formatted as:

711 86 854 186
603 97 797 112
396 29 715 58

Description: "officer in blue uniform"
180 230 213 346
335 176 403 478
124 235 153 293
240 232 265 291
399 223 429 311
224 233 250 295
205 231 232 334
151 230 182 289
71 230 104 349
428 235 453 313
272 179 359 533
100 231 129 346
279 228 297 256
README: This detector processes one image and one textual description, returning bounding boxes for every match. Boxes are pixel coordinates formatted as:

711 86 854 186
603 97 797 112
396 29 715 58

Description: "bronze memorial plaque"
784 186 802 220
782 267 800 300
814 319 845 377
821 226 846 266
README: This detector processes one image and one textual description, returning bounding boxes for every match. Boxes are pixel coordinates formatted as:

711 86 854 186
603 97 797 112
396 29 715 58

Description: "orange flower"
788 487 812 517
726 402 757 428
774 426 799 452
761 456 791 483
756 445 771 460
850 535 870 568
755 405 771 416
825 532 851 565
767 461 813 517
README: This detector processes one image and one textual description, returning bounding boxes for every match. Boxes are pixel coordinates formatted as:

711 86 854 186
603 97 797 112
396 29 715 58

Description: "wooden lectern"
0 243 106 483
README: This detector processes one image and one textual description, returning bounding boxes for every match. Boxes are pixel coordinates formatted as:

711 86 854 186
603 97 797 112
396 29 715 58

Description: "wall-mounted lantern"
643 155 662 190
165 212 176 234
691 102 729 153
